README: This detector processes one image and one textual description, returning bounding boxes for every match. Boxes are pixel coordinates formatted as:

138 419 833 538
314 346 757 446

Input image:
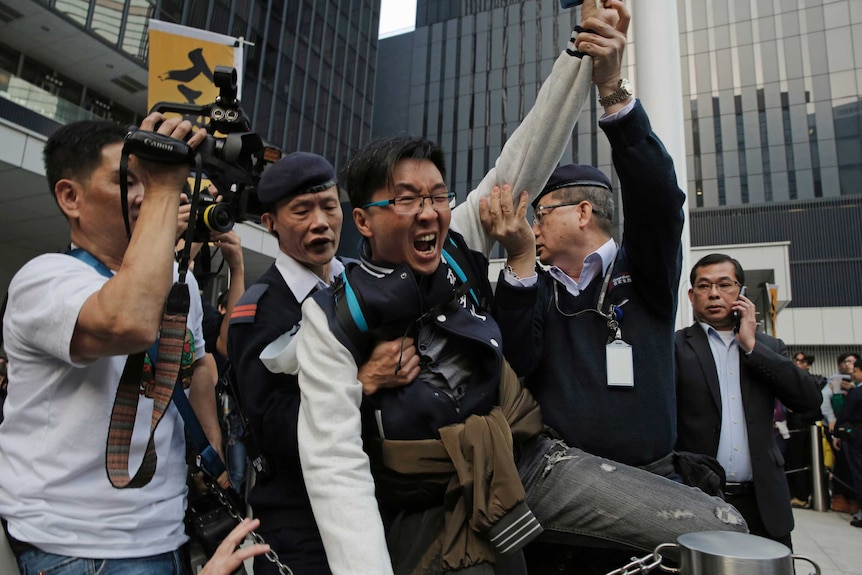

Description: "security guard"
227 152 345 574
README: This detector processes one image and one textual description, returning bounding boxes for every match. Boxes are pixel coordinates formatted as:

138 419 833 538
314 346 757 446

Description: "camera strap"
104 280 190 488
65 248 227 489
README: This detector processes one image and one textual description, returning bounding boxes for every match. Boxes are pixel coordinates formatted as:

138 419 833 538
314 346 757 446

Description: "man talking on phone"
674 253 822 549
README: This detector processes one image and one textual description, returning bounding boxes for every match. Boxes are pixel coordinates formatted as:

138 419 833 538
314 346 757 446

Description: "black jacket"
227 263 330 573
675 325 822 538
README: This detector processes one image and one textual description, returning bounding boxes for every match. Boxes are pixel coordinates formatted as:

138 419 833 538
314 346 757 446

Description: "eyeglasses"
533 201 608 226
794 357 809 364
362 192 455 215
692 280 742 295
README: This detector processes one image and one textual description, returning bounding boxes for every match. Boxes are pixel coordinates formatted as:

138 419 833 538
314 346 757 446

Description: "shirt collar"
274 250 344 302
698 321 736 346
549 238 617 295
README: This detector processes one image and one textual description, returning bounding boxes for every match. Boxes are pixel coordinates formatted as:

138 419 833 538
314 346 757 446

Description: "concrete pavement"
792 507 862 575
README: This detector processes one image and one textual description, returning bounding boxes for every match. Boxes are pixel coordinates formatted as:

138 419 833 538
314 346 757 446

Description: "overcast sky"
379 0 417 38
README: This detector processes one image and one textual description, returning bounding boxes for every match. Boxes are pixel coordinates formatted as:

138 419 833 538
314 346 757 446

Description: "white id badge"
606 339 634 387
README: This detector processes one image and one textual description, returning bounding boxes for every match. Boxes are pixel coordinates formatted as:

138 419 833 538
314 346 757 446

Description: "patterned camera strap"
106 281 190 488
66 248 186 488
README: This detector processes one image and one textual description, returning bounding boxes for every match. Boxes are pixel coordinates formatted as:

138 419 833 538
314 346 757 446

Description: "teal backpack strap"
332 270 371 357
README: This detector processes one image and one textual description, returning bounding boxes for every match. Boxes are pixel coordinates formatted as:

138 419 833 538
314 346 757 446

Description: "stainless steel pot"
657 531 820 575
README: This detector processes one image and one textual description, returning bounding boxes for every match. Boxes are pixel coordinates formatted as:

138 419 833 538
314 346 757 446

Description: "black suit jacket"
674 324 822 538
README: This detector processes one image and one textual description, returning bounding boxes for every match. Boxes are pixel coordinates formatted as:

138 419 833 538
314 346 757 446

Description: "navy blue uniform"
494 102 685 467
227 263 331 575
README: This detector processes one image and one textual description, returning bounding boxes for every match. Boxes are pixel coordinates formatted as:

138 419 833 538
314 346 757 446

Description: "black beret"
257 152 337 206
533 163 612 208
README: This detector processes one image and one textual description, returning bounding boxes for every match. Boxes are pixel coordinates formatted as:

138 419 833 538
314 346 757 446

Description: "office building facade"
1 0 379 163
0 0 380 288
373 0 862 360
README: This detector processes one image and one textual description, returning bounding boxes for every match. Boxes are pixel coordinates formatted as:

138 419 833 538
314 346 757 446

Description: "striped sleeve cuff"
566 26 590 58
487 500 544 556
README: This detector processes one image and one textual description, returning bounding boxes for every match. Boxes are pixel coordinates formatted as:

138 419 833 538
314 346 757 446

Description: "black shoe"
850 518 862 528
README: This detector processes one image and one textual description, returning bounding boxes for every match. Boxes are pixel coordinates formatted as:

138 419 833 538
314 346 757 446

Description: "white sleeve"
5 254 104 367
450 35 594 255
820 385 835 424
296 299 394 575
184 270 206 353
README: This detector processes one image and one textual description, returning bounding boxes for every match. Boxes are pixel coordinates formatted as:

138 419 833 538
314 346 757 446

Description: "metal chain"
206 477 295 575
603 543 679 575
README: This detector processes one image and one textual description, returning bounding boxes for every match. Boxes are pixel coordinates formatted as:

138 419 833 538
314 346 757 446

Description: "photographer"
0 115 232 573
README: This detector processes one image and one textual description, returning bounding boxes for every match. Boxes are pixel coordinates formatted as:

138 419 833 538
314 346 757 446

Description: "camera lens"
201 203 235 233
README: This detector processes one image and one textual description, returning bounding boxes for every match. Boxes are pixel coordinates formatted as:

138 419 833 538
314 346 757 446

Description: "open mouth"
414 233 437 255
307 238 331 249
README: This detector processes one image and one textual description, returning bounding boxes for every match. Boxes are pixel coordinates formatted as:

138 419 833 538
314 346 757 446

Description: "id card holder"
606 339 634 387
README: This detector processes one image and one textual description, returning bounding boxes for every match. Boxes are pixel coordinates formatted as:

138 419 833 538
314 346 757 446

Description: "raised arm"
452 1 630 256
68 115 207 361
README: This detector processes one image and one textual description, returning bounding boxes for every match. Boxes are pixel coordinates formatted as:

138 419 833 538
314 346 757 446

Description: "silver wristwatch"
598 78 633 107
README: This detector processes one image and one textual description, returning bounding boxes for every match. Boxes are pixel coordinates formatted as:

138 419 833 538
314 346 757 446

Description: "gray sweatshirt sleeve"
450 31 594 256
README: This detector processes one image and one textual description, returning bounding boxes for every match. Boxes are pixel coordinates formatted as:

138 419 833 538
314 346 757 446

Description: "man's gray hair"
552 185 614 236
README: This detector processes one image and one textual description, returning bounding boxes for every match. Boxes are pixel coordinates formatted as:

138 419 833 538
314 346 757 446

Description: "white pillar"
631 0 692 328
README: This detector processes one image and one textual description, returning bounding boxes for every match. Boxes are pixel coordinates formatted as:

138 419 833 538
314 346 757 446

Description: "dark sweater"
494 101 684 467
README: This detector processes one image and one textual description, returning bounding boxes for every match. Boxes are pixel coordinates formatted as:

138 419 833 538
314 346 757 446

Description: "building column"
631 0 692 328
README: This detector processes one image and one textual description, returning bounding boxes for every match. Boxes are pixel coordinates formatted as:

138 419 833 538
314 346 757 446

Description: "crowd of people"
0 0 858 574
786 351 862 528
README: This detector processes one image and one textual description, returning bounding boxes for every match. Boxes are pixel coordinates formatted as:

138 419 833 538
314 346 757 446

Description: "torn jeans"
517 435 748 556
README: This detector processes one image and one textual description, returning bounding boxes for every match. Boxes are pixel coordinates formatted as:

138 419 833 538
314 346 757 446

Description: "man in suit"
675 253 822 549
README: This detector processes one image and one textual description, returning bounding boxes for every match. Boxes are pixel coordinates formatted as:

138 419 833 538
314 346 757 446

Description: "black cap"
257 152 337 207
533 164 612 208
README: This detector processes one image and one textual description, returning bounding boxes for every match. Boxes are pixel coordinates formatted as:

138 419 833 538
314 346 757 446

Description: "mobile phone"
732 285 747 329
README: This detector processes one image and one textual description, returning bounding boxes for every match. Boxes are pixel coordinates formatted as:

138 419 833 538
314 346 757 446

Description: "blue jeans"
18 548 185 575
518 435 748 556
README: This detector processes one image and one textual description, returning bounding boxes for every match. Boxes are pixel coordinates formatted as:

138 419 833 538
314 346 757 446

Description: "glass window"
122 0 154 59
91 0 122 45
826 26 855 73
0 41 20 75
18 57 52 90
53 0 89 27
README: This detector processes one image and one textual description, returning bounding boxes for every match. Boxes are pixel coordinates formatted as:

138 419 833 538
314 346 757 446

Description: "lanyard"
552 255 625 341
67 248 113 279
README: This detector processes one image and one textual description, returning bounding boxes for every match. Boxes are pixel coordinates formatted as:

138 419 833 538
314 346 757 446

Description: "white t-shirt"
0 253 204 558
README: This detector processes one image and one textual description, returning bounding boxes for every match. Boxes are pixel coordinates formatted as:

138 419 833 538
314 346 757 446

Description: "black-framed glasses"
692 280 742 295
533 200 607 226
362 192 456 215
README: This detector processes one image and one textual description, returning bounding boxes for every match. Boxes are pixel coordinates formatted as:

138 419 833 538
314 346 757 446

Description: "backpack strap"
330 235 489 360
333 270 370 345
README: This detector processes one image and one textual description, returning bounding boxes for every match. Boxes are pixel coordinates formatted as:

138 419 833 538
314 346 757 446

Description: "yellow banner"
147 26 237 121
768 283 779 337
